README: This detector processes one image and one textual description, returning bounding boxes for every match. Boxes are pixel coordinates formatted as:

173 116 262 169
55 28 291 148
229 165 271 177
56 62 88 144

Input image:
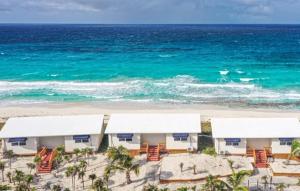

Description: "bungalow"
105 113 201 159
0 114 105 155
211 118 300 158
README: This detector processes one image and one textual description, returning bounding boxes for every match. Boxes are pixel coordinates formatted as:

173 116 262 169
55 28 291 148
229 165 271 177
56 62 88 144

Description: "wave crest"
0 75 299 105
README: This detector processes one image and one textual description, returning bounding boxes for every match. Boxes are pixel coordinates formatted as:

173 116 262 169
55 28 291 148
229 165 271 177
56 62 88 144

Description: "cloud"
0 0 299 23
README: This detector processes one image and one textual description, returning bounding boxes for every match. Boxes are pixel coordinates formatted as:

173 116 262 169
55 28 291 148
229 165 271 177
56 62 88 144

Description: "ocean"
0 24 300 109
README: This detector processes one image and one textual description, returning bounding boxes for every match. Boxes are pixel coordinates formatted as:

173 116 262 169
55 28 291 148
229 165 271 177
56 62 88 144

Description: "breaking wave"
0 75 300 106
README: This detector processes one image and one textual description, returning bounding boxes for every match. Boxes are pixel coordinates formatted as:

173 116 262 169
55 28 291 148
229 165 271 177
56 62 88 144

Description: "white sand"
160 153 253 181
270 159 300 174
0 102 300 121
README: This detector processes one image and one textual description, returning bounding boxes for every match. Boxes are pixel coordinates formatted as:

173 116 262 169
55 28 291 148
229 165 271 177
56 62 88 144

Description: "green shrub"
202 147 217 157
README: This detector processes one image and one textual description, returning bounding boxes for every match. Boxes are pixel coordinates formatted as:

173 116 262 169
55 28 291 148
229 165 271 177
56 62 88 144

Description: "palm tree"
276 183 287 191
13 170 25 185
0 184 11 191
52 184 62 191
261 175 269 190
26 163 36 175
24 174 34 189
84 147 93 165
201 175 227 191
73 148 81 162
89 174 97 185
65 165 79 191
78 170 85 189
179 162 184 173
226 160 251 191
78 160 87 189
4 150 14 169
108 154 140 184
6 171 12 184
0 161 5 182
287 140 300 163
107 146 129 163
92 178 107 191
33 155 42 173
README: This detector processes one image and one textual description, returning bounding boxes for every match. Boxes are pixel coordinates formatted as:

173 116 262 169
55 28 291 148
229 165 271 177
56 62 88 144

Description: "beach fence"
246 177 295 191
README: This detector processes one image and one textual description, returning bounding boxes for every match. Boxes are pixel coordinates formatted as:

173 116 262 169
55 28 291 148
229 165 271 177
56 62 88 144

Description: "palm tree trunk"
126 171 131 184
82 177 84 189
1 171 4 182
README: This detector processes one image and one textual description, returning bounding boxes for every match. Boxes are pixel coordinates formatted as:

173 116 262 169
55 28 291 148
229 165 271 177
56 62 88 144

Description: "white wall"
166 133 198 150
108 134 141 150
271 138 300 154
4 137 38 155
214 138 247 155
64 134 100 152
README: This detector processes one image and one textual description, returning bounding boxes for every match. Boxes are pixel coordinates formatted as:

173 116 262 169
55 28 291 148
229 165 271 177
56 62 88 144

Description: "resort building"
212 118 300 164
0 115 105 155
105 113 201 160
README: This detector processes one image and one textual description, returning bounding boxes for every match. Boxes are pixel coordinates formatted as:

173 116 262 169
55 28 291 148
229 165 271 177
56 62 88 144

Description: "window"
279 138 293 146
224 138 241 146
225 142 239 146
173 133 189 141
73 135 90 143
117 134 133 142
8 137 27 146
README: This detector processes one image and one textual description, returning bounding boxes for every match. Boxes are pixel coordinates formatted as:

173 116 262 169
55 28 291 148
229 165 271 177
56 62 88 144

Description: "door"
247 138 271 150
142 134 166 146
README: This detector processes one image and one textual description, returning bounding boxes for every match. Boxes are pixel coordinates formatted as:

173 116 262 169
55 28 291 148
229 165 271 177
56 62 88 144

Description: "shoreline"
0 102 300 121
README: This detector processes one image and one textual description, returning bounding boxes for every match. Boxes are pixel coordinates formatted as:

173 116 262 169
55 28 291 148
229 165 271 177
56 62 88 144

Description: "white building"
105 113 201 155
0 115 105 155
212 118 300 157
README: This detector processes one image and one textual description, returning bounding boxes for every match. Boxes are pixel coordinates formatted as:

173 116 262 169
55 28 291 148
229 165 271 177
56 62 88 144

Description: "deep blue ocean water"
0 24 300 109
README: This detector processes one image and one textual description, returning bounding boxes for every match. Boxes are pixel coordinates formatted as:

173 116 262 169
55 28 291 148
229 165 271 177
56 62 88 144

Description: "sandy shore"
0 102 300 122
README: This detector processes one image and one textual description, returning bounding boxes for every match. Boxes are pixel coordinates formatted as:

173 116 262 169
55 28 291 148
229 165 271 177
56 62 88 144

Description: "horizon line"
0 23 300 25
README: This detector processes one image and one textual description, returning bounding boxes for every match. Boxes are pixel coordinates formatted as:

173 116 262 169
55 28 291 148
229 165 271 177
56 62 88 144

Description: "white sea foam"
158 54 175 58
240 78 255 82
219 70 230 75
236 70 245 74
0 75 299 105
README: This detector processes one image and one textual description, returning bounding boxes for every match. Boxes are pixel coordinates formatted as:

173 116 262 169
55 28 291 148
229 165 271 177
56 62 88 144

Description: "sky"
0 0 300 24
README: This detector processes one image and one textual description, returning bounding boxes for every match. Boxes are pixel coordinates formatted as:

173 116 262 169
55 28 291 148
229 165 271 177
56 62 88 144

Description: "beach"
1 102 300 122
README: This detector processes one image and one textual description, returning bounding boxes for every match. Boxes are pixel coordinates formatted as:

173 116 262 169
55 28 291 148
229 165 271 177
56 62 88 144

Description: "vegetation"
4 150 14 169
0 184 11 191
201 175 227 191
65 165 79 191
226 160 251 191
106 146 140 184
26 163 35 175
0 161 5 182
89 173 97 185
202 147 217 157
276 183 287 191
179 162 184 173
287 140 300 163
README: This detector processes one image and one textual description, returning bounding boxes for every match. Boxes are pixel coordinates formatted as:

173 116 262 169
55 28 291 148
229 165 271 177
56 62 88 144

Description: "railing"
49 149 58 167
158 143 167 153
37 147 47 157
264 147 272 157
246 147 253 157
157 143 160 160
140 142 149 154
253 149 256 164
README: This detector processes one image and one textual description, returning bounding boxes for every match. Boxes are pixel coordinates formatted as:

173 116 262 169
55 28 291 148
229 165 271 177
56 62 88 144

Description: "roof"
211 118 300 138
105 113 201 134
0 115 104 138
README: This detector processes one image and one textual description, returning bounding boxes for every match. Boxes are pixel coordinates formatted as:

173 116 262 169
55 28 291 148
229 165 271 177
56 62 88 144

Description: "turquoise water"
0 24 300 109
